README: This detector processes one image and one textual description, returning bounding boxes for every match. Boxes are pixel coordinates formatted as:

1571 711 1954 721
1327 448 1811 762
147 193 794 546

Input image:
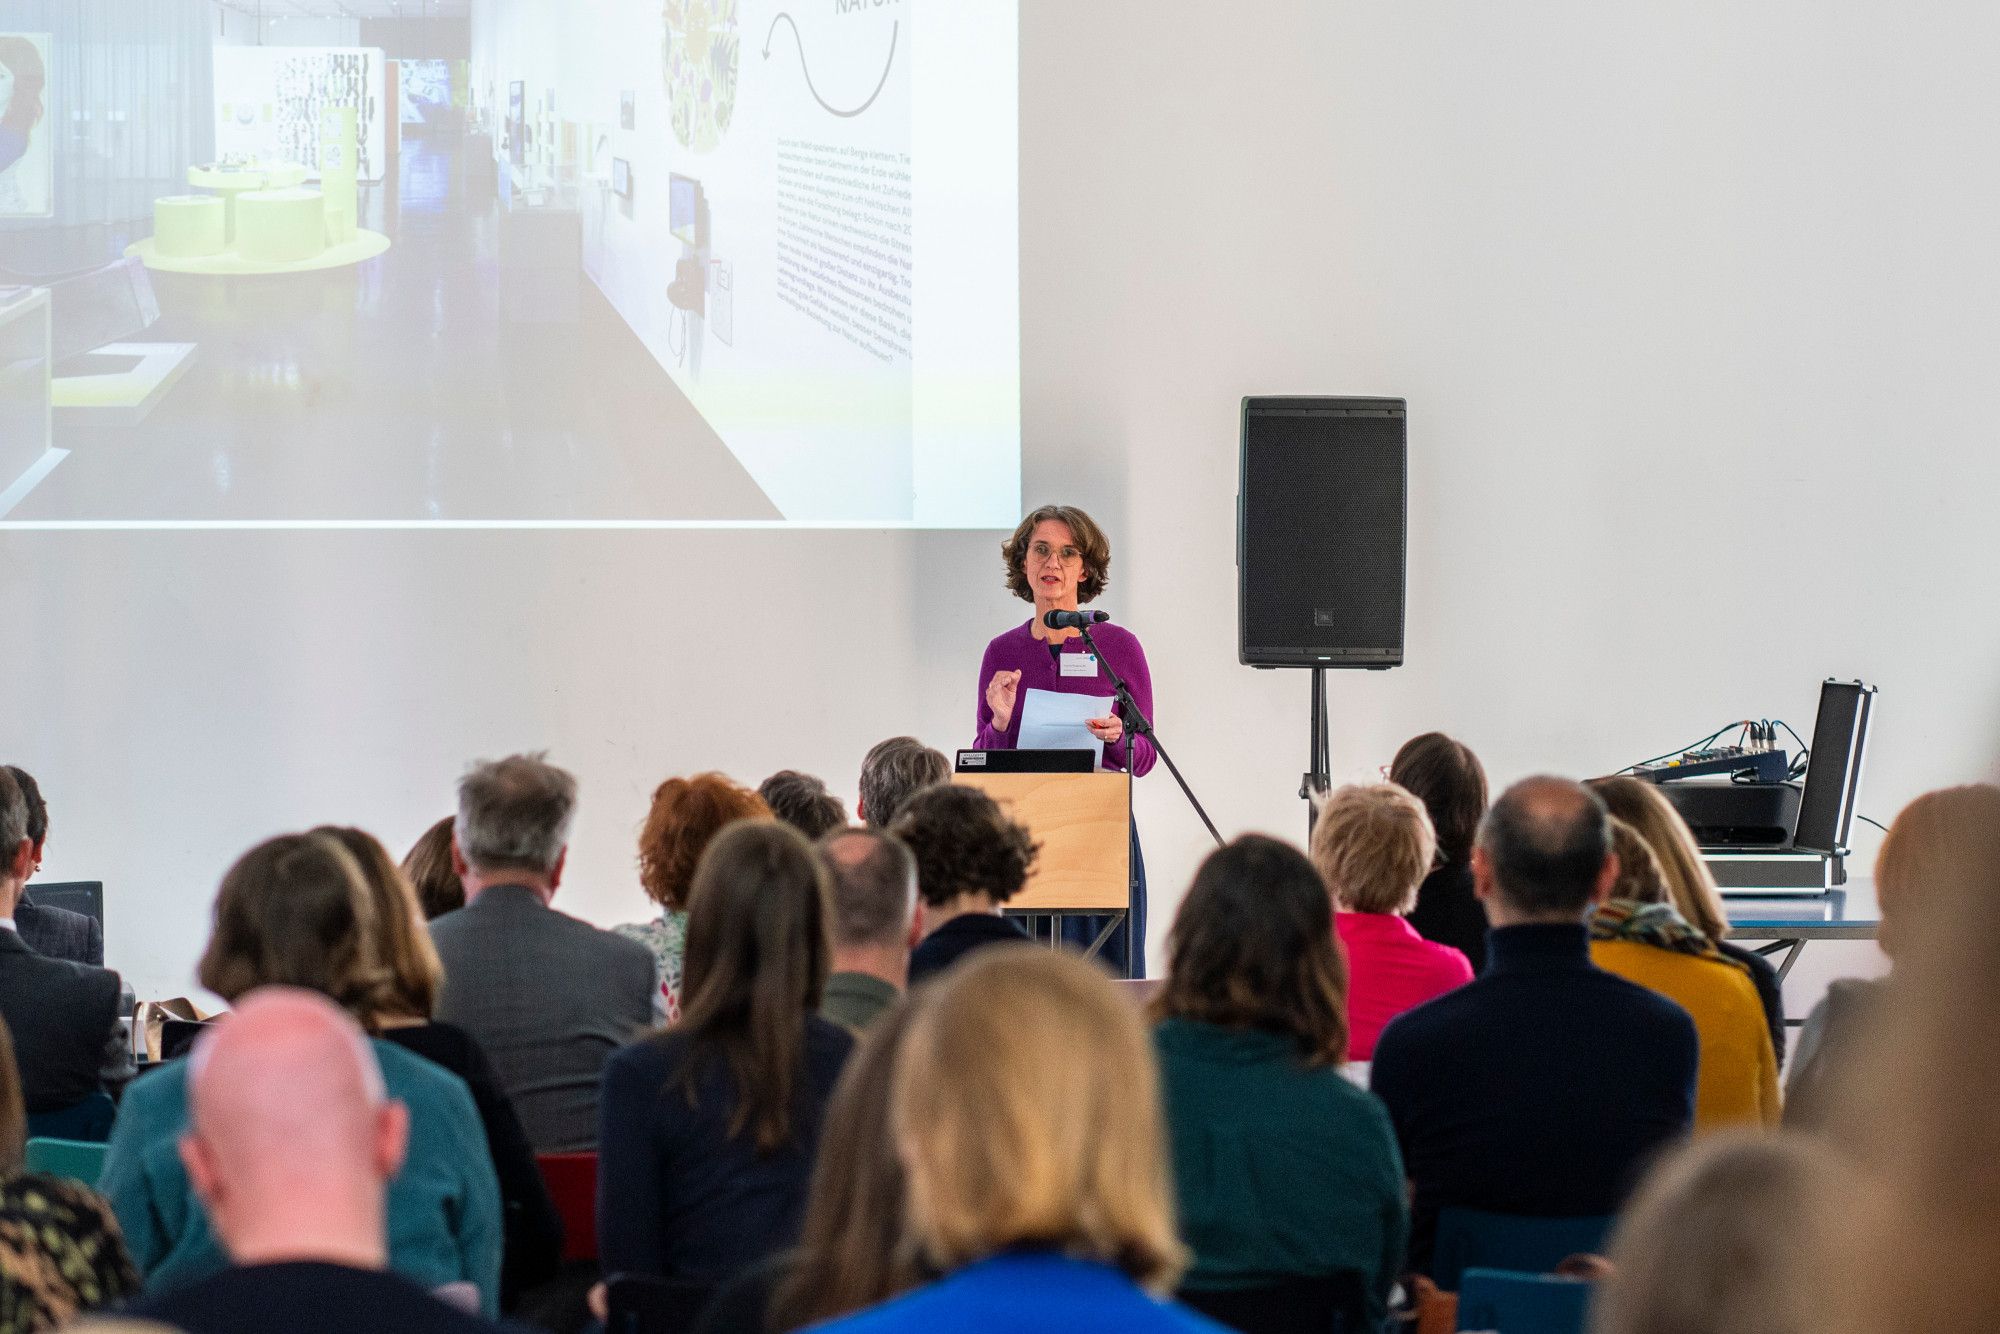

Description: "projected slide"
0 0 1015 529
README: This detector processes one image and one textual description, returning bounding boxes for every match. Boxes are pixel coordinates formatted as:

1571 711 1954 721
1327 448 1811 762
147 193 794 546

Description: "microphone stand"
1076 624 1224 849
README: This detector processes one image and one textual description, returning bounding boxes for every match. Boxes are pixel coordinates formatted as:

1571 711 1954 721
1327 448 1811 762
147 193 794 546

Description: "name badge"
1060 652 1099 678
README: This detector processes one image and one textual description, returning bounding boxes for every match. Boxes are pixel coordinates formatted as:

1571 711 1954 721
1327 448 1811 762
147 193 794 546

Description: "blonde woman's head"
1588 776 1728 940
892 948 1185 1291
1310 782 1437 915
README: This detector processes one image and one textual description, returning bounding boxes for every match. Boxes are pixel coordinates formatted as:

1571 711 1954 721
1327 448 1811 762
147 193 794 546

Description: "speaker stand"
1300 666 1331 838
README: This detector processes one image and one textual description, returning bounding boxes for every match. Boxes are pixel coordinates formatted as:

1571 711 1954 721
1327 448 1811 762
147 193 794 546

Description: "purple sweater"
973 619 1157 776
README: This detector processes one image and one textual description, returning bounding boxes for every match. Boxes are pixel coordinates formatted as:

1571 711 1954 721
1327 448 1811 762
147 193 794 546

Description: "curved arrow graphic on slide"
762 12 899 119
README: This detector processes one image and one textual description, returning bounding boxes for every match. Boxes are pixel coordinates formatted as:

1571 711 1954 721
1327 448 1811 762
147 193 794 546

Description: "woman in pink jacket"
1312 784 1474 1060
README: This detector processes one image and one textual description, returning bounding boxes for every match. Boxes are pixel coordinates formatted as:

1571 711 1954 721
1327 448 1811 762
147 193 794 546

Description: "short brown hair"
819 828 918 951
1310 783 1436 915
315 825 444 1022
401 816 464 920
1597 1132 1842 1334
1606 817 1671 906
1157 835 1348 1064
999 504 1111 604
759 770 849 840
1389 733 1487 866
890 784 1038 909
1589 776 1728 941
678 821 833 1152
637 773 770 911
858 736 950 829
198 832 395 1024
894 949 1186 1290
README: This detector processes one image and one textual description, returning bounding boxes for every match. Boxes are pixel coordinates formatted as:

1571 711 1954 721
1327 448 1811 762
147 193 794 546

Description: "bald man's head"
1475 775 1617 920
180 987 408 1268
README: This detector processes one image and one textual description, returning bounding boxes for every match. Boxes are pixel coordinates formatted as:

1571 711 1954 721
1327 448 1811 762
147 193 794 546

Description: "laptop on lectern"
955 749 1095 774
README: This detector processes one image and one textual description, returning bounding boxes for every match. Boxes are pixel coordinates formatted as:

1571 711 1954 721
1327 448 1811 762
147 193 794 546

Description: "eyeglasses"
1029 541 1083 566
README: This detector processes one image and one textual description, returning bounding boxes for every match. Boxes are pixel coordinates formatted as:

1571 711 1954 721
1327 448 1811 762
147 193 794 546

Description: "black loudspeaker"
1238 396 1407 668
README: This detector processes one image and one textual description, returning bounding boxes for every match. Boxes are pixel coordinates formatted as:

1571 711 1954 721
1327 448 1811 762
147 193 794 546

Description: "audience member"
597 821 854 1294
1390 733 1491 974
5 765 104 966
1590 775 1785 1061
129 989 528 1334
692 1003 923 1334
1589 820 1778 1128
856 737 949 829
1786 784 2000 1130
401 816 464 920
616 772 769 1022
0 1011 137 1327
817 829 921 1033
0 767 128 1142
315 826 562 1309
1371 776 1697 1273
1816 785 2000 1334
759 771 849 840
1311 783 1473 1059
100 832 503 1312
1154 836 1407 1326
430 755 657 1153
893 785 1035 984
1593 1131 1842 1334
811 950 1221 1334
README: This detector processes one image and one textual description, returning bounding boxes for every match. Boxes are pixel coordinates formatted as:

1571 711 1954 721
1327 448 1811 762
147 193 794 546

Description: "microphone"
1043 609 1109 630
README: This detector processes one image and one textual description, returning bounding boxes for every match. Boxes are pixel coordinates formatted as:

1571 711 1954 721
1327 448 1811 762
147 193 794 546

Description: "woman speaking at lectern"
974 504 1155 975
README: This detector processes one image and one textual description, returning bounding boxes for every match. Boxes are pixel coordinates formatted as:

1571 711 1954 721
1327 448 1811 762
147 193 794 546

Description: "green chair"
24 1137 109 1188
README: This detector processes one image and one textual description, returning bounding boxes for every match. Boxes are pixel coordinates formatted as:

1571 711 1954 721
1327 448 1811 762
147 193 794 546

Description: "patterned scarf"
1590 898 1746 974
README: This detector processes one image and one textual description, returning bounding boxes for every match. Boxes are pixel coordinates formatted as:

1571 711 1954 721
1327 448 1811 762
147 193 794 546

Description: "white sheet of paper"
1017 687 1113 767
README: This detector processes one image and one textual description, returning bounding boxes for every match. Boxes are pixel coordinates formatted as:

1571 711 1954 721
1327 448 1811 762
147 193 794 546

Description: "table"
1724 878 1879 982
187 164 307 240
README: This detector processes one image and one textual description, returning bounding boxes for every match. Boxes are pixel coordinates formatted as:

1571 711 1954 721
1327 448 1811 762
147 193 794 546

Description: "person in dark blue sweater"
595 821 854 1300
1371 776 1698 1274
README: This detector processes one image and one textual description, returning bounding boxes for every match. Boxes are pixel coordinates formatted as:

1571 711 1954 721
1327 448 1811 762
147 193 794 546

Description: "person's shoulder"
804 1012 859 1060
1414 935 1476 983
3 1171 119 1227
1370 976 1484 1068
1588 964 1701 1039
373 1035 479 1110
137 1261 519 1332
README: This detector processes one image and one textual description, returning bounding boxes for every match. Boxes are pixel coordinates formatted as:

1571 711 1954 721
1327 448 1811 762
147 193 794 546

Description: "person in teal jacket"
1152 835 1409 1325
97 833 503 1314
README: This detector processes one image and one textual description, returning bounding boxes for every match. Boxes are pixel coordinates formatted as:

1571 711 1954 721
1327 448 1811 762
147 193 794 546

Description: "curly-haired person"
891 785 1040 985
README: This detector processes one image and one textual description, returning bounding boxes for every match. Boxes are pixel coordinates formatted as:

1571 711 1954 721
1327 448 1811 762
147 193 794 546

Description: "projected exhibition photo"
0 0 1020 527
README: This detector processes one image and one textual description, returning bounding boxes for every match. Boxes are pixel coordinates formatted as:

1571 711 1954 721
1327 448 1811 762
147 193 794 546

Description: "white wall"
9 0 1998 1004
212 9 362 47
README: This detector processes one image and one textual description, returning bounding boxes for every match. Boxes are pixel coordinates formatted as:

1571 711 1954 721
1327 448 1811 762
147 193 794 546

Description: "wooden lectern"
954 770 1132 961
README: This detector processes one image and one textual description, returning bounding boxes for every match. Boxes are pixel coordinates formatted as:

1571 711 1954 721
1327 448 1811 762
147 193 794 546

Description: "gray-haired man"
429 754 656 1153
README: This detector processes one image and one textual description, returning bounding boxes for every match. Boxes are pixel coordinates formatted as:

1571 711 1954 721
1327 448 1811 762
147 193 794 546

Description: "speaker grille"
1239 398 1407 667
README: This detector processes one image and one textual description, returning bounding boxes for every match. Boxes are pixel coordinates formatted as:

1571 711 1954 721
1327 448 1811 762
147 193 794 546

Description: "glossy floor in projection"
9 130 780 524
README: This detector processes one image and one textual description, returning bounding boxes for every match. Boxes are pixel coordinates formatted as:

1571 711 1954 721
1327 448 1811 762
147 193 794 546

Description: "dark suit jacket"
429 885 657 1154
0 927 123 1112
16 893 103 967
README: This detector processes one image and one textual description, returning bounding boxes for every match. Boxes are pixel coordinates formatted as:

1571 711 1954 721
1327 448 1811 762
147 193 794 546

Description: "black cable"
1772 719 1811 779
1617 721 1748 775
1857 814 1890 834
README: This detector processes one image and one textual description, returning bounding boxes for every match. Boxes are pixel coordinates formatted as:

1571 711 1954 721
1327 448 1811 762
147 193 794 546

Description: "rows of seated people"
0 740 1989 1333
